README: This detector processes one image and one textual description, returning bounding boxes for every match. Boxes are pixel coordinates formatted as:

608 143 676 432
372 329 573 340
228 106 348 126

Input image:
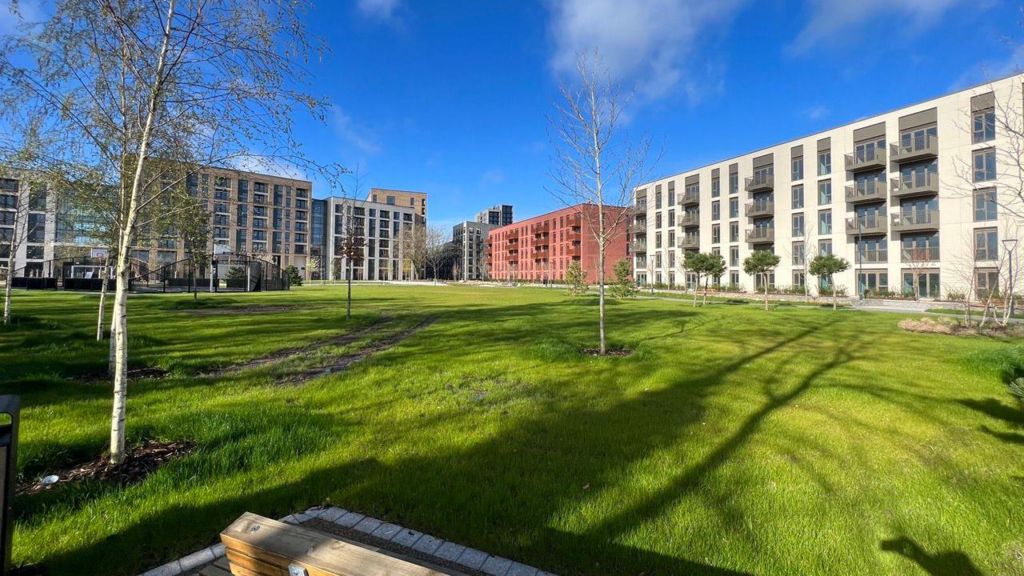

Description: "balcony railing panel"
679 191 700 206
891 173 939 198
845 148 887 172
891 209 940 232
745 201 774 218
845 181 888 204
745 175 774 193
745 227 775 243
891 135 939 164
845 213 888 235
901 246 940 262
680 236 700 249
680 212 700 227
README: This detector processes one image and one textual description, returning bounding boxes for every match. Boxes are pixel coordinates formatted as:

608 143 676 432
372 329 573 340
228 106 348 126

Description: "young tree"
178 196 212 301
284 265 302 287
702 252 726 306
808 254 850 310
548 51 650 354
1 1 341 465
336 166 366 319
402 224 428 281
565 260 587 296
743 250 781 311
610 258 635 299
423 225 448 282
683 251 705 307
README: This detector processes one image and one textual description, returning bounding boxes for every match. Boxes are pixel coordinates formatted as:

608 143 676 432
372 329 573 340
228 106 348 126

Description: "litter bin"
0 396 18 574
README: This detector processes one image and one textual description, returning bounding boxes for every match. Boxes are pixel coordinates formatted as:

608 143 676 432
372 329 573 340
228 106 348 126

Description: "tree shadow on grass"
880 537 982 576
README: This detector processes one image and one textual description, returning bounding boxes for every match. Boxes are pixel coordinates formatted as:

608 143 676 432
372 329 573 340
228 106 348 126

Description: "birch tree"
548 50 650 355
0 0 341 465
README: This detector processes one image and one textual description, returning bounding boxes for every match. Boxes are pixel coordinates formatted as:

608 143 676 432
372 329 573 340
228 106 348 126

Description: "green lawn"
3 284 1023 575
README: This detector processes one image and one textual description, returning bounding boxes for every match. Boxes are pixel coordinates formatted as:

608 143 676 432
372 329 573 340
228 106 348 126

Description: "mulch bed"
899 317 1024 337
17 439 194 496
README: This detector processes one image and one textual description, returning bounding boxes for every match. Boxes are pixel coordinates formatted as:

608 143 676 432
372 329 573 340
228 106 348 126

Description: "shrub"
610 259 636 299
565 261 587 296
225 266 246 281
284 265 303 287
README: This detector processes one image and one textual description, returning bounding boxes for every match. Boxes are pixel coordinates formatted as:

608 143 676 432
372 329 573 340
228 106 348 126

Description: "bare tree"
336 166 366 319
403 224 428 280
423 225 447 282
548 50 650 355
0 0 341 465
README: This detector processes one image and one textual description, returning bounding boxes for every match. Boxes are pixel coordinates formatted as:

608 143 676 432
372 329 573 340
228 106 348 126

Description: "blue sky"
4 0 1024 231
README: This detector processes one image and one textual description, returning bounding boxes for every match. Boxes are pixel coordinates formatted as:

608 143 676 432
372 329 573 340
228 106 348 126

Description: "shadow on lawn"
880 537 982 576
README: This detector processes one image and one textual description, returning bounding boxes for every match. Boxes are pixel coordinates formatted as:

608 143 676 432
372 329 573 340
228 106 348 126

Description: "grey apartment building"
452 221 495 280
632 74 1024 299
476 204 514 227
1 166 313 278
316 196 426 281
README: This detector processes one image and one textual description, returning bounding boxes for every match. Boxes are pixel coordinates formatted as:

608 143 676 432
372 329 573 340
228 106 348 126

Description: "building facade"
632 74 1024 299
476 204 514 227
486 204 629 283
452 221 495 280
318 196 425 281
1 166 312 278
368 188 427 219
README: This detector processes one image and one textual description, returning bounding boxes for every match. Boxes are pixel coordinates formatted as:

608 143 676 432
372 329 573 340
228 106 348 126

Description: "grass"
3 284 1023 575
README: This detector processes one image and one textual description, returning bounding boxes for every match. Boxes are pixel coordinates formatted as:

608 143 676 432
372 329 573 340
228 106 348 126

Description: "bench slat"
220 513 456 576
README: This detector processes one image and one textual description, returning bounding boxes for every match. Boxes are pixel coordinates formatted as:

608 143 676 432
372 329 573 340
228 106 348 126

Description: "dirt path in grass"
279 316 437 385
205 316 393 376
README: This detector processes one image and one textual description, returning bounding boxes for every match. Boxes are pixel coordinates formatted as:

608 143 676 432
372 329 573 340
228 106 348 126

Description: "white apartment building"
321 196 425 281
632 74 1024 299
452 220 495 281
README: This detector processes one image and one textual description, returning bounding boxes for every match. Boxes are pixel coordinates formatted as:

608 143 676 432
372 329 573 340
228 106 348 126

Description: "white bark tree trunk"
96 253 110 340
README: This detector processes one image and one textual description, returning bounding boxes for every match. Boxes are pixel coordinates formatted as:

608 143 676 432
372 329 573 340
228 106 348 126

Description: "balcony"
746 226 775 243
568 229 582 242
635 257 647 269
856 248 888 264
891 134 939 164
891 209 940 233
845 148 887 172
679 190 700 206
680 235 700 249
630 240 647 253
745 175 774 193
901 246 940 262
845 212 888 236
845 181 888 204
635 201 648 212
745 201 774 218
680 212 700 227
891 173 939 198
533 248 549 260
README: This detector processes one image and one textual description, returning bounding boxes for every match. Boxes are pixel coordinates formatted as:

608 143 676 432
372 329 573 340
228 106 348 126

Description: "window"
712 177 721 198
976 268 1000 297
668 230 676 248
667 209 676 227
730 270 739 286
857 238 888 264
817 151 831 176
793 270 806 288
973 109 996 143
975 227 999 261
857 271 889 296
792 185 804 209
729 197 739 218
854 138 885 163
711 200 720 221
668 182 676 206
902 233 939 261
729 172 738 194
789 213 803 237
712 224 721 244
655 212 662 229
730 246 739 267
729 221 739 243
817 180 832 205
973 148 996 182
818 239 832 256
792 241 805 265
818 209 832 235
792 156 804 181
900 125 937 155
974 188 997 221
655 187 662 209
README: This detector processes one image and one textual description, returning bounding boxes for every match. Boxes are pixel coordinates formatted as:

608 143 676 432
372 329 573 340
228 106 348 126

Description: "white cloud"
357 0 400 21
331 106 381 155
802 105 830 121
789 0 965 54
546 0 745 104
231 154 306 180
951 43 1024 90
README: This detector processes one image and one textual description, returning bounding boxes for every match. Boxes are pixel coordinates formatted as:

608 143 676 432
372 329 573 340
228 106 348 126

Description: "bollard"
0 396 19 575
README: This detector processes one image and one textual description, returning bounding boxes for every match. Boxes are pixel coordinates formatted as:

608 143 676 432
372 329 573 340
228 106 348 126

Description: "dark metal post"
0 396 19 575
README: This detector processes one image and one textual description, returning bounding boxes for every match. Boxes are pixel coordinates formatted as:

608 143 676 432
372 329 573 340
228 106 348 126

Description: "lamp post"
1002 238 1018 317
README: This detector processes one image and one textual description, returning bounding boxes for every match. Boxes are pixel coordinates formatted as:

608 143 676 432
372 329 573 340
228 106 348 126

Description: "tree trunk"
832 285 838 310
692 274 698 307
346 258 352 320
3 241 14 325
97 252 110 340
763 274 769 311
702 276 709 306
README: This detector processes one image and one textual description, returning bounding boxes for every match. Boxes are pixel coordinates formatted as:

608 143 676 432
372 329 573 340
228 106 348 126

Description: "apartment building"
632 74 1024 299
368 188 427 219
317 196 425 281
452 221 495 280
1 166 312 278
486 204 629 283
476 204 514 227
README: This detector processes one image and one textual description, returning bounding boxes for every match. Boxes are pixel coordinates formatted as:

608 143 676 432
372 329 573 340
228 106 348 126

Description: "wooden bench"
219 512 464 576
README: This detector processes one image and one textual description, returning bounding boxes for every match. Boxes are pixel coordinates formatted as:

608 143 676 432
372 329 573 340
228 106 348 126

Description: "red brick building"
486 203 630 283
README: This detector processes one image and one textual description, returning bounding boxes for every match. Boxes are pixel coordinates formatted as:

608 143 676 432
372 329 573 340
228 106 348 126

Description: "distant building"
476 204 513 227
486 204 630 283
368 188 427 219
314 196 426 281
452 221 495 281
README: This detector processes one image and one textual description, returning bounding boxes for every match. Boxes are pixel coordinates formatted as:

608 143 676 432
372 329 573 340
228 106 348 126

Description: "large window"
976 268 1000 297
729 221 739 242
818 209 832 235
854 138 885 163
817 151 831 176
729 197 739 218
729 172 738 194
712 177 720 198
974 227 998 261
974 188 997 221
973 109 995 143
712 224 720 244
711 200 720 220
730 246 739 267
792 213 804 237
899 125 937 154
792 241 805 265
973 148 996 182
902 233 939 261
856 237 888 263
858 271 889 296
792 156 804 181
792 185 804 209
818 239 832 256
818 180 832 205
